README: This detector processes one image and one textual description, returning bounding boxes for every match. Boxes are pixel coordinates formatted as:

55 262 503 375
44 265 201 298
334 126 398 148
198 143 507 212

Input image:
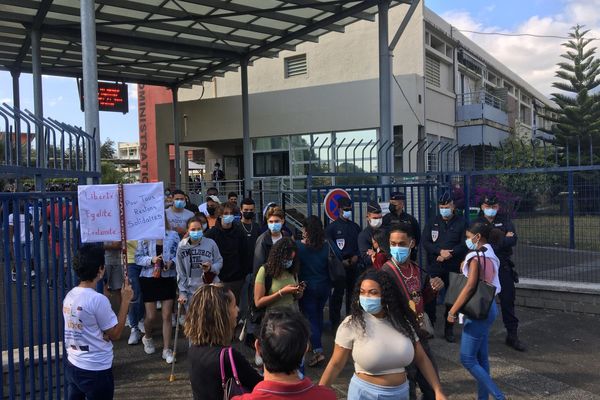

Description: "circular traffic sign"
323 189 351 221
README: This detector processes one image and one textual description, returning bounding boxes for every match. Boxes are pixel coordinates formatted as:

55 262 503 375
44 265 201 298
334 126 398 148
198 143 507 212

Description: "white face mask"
369 218 382 229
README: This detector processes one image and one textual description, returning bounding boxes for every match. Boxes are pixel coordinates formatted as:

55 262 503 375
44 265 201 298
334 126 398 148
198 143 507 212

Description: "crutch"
169 302 183 382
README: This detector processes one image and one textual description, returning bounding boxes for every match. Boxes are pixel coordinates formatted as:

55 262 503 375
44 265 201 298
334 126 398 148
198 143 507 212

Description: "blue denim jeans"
65 358 114 400
460 301 505 400
127 263 144 328
299 280 331 352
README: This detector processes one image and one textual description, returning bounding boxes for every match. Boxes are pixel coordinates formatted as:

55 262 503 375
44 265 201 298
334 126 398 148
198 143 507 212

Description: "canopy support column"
241 57 253 197
378 1 393 184
172 86 182 189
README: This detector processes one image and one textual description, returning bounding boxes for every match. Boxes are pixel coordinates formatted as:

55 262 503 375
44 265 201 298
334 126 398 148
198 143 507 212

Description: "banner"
78 182 165 243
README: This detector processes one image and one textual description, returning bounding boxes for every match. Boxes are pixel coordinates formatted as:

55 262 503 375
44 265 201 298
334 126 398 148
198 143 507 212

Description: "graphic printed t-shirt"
165 207 195 232
63 287 118 371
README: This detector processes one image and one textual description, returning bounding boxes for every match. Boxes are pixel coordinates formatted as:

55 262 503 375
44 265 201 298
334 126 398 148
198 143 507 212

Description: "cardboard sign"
78 182 165 243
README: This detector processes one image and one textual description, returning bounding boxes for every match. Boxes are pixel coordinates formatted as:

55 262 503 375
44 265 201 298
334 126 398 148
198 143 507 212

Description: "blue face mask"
222 215 235 225
465 237 479 250
439 208 452 218
342 210 352 219
359 296 383 314
268 222 282 233
390 245 411 264
483 208 497 218
174 199 186 209
189 230 203 241
284 259 294 269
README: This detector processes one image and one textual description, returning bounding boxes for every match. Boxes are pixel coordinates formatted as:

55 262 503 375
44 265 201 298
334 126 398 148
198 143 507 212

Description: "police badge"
336 239 345 250
431 230 439 242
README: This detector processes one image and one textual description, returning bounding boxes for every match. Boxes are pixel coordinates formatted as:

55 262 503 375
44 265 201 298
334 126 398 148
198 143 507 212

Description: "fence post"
568 171 575 249
464 174 471 223
307 174 313 217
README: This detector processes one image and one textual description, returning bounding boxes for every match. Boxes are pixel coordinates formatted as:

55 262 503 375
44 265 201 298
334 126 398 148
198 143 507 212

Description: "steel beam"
81 0 100 174
240 58 252 197
172 87 182 189
390 0 420 51
378 1 393 180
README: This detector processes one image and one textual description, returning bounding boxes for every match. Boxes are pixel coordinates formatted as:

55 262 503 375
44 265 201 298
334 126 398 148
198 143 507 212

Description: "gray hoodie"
176 236 223 301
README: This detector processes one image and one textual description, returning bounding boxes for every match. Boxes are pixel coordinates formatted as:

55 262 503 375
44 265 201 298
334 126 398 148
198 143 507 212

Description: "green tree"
101 137 116 159
101 161 125 184
550 25 600 162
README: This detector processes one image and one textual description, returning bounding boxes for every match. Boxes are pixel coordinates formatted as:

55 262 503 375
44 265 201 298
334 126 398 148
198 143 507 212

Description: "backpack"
247 267 273 325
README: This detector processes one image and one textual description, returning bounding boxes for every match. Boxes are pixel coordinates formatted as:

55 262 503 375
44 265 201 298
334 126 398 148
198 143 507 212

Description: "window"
284 54 307 78
425 55 441 87
253 151 289 177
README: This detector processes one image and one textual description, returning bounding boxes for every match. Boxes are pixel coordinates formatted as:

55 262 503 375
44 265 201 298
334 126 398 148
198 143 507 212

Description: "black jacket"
252 230 290 274
325 218 361 260
382 211 421 245
475 213 517 264
205 223 246 282
422 213 468 274
358 226 376 268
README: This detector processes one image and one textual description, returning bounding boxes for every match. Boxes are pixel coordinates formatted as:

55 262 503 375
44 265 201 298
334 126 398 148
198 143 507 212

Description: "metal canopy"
0 0 405 87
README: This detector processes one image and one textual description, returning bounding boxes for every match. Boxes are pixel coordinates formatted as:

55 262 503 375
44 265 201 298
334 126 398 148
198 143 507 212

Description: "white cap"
207 195 221 204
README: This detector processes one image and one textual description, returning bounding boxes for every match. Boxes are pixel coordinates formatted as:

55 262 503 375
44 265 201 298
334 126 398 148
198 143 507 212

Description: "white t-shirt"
335 312 416 375
462 245 502 295
8 212 33 243
63 287 118 371
165 207 195 232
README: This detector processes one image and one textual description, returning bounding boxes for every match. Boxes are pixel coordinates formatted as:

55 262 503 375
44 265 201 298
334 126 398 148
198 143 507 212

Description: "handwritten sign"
78 182 165 243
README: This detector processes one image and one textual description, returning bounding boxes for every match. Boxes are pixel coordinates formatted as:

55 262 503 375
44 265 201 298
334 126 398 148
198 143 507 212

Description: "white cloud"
441 0 600 97
48 95 64 107
1 97 12 105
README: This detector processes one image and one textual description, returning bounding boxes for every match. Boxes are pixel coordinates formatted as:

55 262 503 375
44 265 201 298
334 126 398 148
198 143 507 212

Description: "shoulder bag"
444 251 496 320
220 347 249 400
327 241 346 285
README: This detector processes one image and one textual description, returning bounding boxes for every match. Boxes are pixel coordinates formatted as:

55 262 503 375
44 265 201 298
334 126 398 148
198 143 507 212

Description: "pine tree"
551 25 600 161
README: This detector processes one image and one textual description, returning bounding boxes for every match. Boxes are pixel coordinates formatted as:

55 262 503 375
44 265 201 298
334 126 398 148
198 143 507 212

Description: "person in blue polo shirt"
325 197 361 330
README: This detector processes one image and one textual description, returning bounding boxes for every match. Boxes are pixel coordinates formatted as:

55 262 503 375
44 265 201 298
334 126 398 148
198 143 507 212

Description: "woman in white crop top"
447 222 506 400
320 269 447 400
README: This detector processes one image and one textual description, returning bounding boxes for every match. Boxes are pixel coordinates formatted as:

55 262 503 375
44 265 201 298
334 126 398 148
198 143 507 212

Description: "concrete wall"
516 279 600 316
457 125 509 146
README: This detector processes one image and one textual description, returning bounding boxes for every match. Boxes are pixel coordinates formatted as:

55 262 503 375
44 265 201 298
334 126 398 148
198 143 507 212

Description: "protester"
233 309 336 400
193 212 209 232
227 192 241 220
135 219 180 364
185 284 262 400
206 202 247 303
297 216 330 367
126 240 146 345
103 241 124 309
475 195 525 352
446 222 505 400
176 217 223 305
320 269 446 400
254 237 304 312
253 206 289 273
422 192 468 343
164 191 174 209
357 201 384 268
260 202 297 238
198 187 219 216
326 197 361 331
165 189 195 237
184 193 200 214
382 192 420 261
63 244 133 400
204 195 221 228
381 224 445 400
370 229 389 270
8 202 35 285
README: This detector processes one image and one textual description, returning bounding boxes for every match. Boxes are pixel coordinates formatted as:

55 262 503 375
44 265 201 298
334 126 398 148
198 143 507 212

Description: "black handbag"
444 251 496 320
327 241 346 285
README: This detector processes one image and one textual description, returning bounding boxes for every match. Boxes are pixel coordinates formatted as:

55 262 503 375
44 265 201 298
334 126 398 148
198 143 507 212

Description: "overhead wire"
453 29 599 41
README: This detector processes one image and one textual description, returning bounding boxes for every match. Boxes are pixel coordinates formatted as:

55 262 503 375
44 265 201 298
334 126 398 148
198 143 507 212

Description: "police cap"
338 197 352 208
481 195 499 205
367 201 382 214
390 191 406 201
438 192 454 205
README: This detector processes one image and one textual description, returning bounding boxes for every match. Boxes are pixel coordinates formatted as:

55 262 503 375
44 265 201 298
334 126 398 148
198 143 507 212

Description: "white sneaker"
125 316 132 328
137 320 146 334
156 301 162 310
142 336 155 354
162 348 175 364
128 328 141 345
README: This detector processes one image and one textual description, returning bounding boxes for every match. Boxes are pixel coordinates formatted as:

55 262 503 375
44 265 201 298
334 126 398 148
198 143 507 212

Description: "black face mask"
389 204 397 214
207 206 216 216
242 211 255 220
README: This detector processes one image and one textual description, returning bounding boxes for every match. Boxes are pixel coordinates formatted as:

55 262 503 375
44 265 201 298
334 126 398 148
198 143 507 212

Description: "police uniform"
325 197 361 329
382 192 421 261
422 192 467 342
476 195 525 351
357 201 383 268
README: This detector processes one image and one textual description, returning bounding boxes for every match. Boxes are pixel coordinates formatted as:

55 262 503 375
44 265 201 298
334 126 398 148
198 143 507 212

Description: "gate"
1 104 99 399
306 137 600 284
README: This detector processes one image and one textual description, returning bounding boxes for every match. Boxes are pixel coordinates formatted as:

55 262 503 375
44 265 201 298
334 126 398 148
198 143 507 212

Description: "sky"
1 0 599 144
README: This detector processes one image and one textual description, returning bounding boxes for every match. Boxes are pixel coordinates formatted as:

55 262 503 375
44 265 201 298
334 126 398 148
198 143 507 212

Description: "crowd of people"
59 186 526 400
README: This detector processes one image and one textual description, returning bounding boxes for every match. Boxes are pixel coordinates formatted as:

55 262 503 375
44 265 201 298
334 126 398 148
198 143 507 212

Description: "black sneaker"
505 335 527 352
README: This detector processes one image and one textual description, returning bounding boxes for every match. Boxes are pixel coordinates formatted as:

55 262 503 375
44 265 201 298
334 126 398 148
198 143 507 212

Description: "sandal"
307 352 326 367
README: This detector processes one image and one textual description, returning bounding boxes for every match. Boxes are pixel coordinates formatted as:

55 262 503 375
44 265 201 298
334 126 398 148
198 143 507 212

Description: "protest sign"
123 182 165 240
78 184 120 242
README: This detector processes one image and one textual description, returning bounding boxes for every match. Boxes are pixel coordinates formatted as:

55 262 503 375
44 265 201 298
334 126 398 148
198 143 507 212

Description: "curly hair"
302 215 325 250
264 237 298 278
349 269 418 343
184 284 234 346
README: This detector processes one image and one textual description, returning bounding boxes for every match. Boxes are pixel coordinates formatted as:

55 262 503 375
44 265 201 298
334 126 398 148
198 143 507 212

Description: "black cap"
481 195 499 205
438 192 453 205
337 197 352 208
390 191 406 201
367 201 382 214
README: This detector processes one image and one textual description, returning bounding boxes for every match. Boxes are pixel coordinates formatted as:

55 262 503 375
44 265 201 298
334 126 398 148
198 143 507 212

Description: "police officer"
383 191 420 261
422 192 467 343
357 201 384 268
476 195 526 352
325 197 361 330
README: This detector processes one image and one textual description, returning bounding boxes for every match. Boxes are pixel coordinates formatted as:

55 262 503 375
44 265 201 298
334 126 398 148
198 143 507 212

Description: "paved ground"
111 304 600 400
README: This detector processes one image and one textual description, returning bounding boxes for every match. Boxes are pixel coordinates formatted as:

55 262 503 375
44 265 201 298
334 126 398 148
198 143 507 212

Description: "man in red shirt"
234 310 336 400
